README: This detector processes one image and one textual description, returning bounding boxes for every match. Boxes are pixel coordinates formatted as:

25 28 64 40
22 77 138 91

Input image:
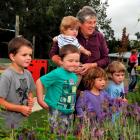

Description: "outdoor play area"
0 1 140 139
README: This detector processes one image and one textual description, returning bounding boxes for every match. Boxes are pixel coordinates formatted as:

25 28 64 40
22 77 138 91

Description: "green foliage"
126 91 140 105
129 40 140 49
108 39 120 53
135 32 140 40
0 0 114 58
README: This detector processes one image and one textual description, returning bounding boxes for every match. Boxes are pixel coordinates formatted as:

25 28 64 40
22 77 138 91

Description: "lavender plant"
0 100 140 139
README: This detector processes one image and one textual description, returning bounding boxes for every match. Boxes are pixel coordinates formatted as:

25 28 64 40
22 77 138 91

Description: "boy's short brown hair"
106 61 126 79
8 36 33 55
60 16 80 33
59 44 80 60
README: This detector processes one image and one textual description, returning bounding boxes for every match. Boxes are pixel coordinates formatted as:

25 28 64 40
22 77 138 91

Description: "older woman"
49 6 109 75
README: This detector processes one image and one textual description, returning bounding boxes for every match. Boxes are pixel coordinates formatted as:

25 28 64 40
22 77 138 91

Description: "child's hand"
42 102 49 110
52 36 57 42
117 97 128 103
28 96 34 108
116 97 123 102
38 99 49 110
122 98 128 102
21 106 32 117
85 50 91 56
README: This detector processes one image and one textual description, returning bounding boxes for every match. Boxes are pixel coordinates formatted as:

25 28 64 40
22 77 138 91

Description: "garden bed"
0 95 140 140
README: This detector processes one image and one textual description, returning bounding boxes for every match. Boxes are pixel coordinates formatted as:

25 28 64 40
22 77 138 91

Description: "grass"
126 91 140 105
0 58 10 63
27 109 48 127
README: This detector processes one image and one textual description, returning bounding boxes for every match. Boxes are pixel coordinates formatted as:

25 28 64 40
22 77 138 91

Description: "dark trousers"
129 75 137 92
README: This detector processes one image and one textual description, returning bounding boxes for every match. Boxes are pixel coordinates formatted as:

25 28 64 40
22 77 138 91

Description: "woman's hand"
52 55 63 66
78 63 97 75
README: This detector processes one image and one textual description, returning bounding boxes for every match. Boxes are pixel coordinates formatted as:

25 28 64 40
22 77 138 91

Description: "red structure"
27 59 48 82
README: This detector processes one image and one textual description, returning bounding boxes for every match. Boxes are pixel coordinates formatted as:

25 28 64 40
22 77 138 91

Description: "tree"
135 32 140 40
134 32 140 49
0 0 26 29
0 0 114 58
90 0 114 40
118 27 129 61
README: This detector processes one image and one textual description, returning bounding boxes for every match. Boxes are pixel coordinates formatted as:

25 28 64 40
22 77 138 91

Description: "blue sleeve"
105 85 118 99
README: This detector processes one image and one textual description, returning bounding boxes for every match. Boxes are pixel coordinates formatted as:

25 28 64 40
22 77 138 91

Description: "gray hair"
76 6 96 23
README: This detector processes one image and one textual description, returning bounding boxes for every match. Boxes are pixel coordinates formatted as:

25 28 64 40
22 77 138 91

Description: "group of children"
0 14 132 134
0 36 128 131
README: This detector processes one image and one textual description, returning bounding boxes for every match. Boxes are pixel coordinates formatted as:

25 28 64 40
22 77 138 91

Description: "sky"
102 0 140 40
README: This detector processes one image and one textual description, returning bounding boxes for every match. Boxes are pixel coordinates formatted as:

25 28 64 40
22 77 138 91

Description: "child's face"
63 27 79 37
94 77 106 90
112 72 125 84
62 52 80 72
10 45 32 69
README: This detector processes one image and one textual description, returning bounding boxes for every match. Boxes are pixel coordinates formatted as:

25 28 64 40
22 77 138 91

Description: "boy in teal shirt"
36 44 80 134
40 67 77 114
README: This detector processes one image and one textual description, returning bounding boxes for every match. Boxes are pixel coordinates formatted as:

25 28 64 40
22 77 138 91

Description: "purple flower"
91 127 104 137
11 123 15 129
18 134 24 140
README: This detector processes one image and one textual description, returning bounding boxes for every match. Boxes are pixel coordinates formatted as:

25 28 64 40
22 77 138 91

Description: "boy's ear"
9 53 15 61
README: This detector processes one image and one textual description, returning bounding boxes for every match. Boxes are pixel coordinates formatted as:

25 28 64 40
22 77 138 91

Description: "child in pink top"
128 49 138 92
129 49 138 63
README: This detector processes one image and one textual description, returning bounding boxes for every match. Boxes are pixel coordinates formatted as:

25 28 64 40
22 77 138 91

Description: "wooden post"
15 15 19 37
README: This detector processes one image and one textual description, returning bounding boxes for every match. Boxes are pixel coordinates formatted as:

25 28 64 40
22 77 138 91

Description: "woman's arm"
95 33 109 68
49 41 62 66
